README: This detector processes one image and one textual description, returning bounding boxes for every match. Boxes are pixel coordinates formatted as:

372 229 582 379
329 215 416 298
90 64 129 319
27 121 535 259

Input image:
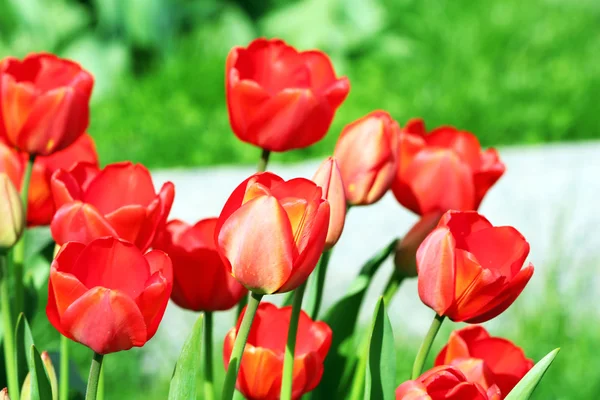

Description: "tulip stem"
85 352 104 400
280 282 307 400
203 311 215 400
256 149 271 173
59 335 70 400
382 271 404 306
1 253 19 399
12 155 35 316
97 363 104 400
305 249 332 320
222 292 263 400
411 313 445 379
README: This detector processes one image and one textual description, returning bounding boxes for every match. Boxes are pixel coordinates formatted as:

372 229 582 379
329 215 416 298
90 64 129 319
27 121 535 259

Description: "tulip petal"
395 380 430 399
293 352 323 397
104 205 147 243
444 381 489 400
435 325 490 366
237 345 282 399
425 127 482 171
312 157 346 248
416 227 456 315
0 75 37 144
50 202 118 245
49 269 88 317
217 195 294 294
61 287 147 354
136 181 175 251
71 237 150 298
440 210 493 247
136 250 172 340
226 79 271 141
473 148 505 209
466 263 534 324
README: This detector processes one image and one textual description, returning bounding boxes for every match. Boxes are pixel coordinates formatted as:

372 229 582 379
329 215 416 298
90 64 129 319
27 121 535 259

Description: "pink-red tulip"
226 38 349 152
417 210 534 323
153 218 247 311
50 161 174 251
333 110 398 205
396 365 501 400
215 172 329 294
0 53 93 156
392 118 505 215
435 326 533 398
312 157 346 248
0 134 98 226
223 303 332 400
46 237 173 354
0 173 23 250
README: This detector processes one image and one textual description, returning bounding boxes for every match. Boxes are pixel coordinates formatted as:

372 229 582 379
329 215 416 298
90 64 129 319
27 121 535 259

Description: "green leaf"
15 313 34 389
363 297 396 400
28 345 53 400
168 313 204 400
505 348 560 400
313 239 398 397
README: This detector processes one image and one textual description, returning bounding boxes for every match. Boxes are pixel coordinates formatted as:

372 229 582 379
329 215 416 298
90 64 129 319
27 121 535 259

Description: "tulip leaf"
168 313 204 400
314 239 398 397
505 348 560 400
28 345 54 400
15 313 34 388
363 297 396 400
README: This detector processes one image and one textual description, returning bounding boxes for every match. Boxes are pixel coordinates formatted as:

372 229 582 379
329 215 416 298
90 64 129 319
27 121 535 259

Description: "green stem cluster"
411 314 445 379
1 254 19 399
280 282 307 400
204 312 215 400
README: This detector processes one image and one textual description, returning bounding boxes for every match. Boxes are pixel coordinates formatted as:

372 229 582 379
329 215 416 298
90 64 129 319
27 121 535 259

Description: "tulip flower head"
312 157 346 248
333 110 399 206
0 173 24 251
226 38 350 152
215 172 330 294
417 210 534 323
393 118 505 215
153 218 248 312
0 134 98 226
50 161 174 251
223 303 332 400
46 237 173 354
435 326 533 398
0 53 94 156
396 365 502 400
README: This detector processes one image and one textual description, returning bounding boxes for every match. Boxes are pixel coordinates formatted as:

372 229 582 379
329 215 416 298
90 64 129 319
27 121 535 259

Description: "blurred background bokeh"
2 0 599 399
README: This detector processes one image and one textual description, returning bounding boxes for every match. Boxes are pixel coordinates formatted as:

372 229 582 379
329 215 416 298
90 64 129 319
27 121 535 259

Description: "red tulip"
396 365 501 400
226 38 349 152
435 326 533 398
0 53 93 156
223 303 332 400
312 157 346 248
0 134 98 226
392 118 505 215
153 218 247 311
216 172 329 294
417 210 534 323
50 161 174 251
46 237 173 354
333 110 398 205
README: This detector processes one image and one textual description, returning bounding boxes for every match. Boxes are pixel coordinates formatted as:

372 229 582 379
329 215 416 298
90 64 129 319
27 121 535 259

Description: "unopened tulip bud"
0 173 24 251
394 212 443 277
312 157 346 249
333 111 398 206
20 351 58 400
0 388 9 400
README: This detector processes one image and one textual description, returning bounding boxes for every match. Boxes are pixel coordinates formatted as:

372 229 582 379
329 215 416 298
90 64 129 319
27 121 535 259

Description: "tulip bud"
394 211 443 277
0 173 24 251
333 110 398 206
20 351 58 400
312 157 346 249
0 388 9 400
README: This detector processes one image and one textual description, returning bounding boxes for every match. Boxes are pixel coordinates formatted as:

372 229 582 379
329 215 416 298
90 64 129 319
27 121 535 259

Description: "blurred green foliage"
0 0 598 168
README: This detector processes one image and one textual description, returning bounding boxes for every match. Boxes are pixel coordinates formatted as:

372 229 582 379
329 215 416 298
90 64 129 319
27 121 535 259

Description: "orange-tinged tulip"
223 303 331 400
46 237 173 354
435 326 533 398
0 173 23 250
396 365 502 400
153 218 248 311
226 38 349 152
215 172 329 294
392 119 505 215
0 53 93 156
0 134 98 226
312 157 346 248
417 210 534 323
50 161 174 251
333 110 398 205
